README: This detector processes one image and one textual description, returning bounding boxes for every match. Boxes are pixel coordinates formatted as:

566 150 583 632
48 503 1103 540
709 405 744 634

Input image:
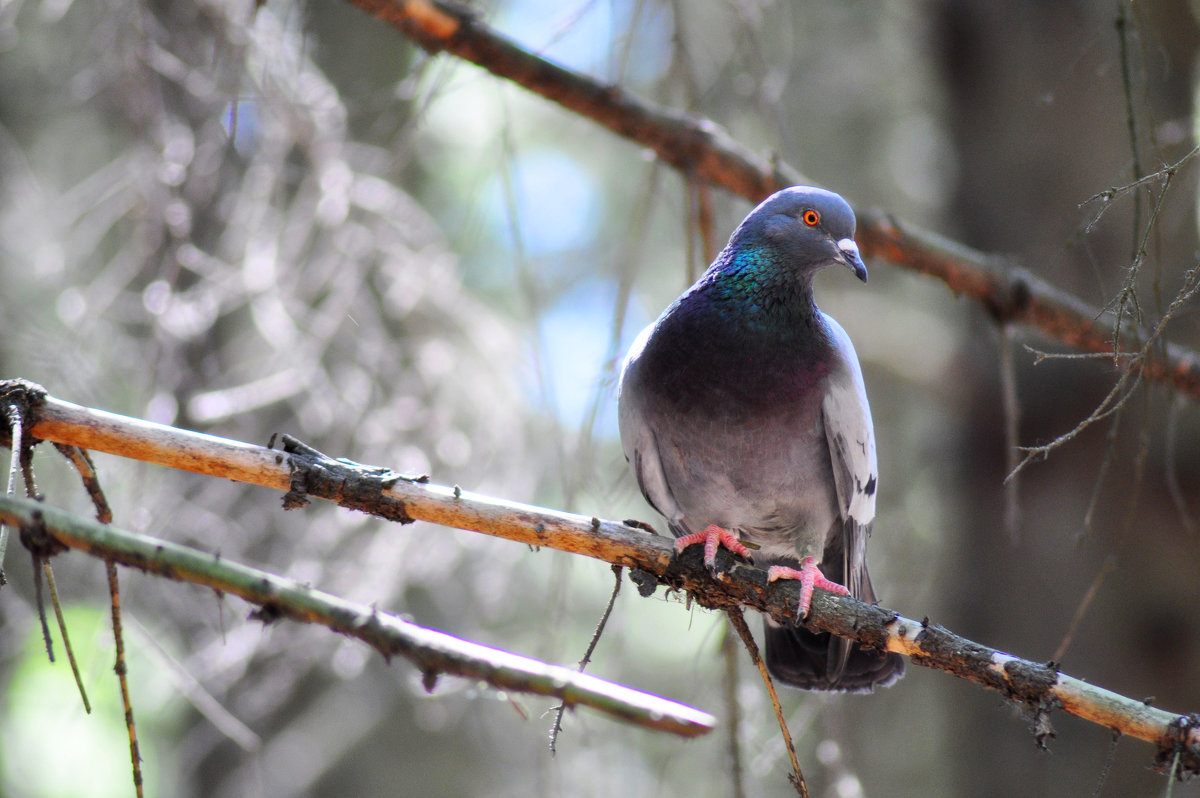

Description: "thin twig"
130 616 260 751
696 179 716 266
549 565 624 753
19 435 37 498
1010 263 1200 481
1107 163 1175 352
1053 557 1117 665
1165 746 1181 798
55 442 139 794
721 621 746 798
1091 730 1121 798
18 413 93 714
999 325 1021 543
1009 372 1138 482
42 560 91 713
106 562 144 798
1116 1 1144 262
1024 346 1140 363
0 399 22 583
1122 391 1153 535
31 549 54 661
1080 145 1200 220
1164 395 1198 535
1081 403 1123 542
683 176 700 285
725 607 807 797
53 443 113 523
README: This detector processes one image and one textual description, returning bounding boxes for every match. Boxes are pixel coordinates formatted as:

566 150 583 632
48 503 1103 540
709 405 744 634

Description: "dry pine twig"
2 381 1197 776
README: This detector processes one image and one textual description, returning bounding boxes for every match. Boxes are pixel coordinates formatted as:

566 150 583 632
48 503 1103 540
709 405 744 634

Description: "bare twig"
53 442 141 796
0 395 22 581
1122 393 1154 536
53 444 113 523
28 544 56 662
1091 730 1121 798
1081 403 1123 541
1106 158 1174 354
41 560 91 713
106 562 144 798
549 565 624 753
688 177 717 280
1164 395 1198 535
1080 145 1200 231
1009 264 1200 480
7 384 1200 774
999 325 1021 542
726 608 807 797
1115 2 1145 262
721 622 746 798
6 393 74 681
697 180 716 265
1053 557 1117 665
130 616 260 751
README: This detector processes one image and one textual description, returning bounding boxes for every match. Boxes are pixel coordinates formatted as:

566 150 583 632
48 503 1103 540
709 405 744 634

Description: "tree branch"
0 494 716 739
345 0 1200 401
7 381 1200 776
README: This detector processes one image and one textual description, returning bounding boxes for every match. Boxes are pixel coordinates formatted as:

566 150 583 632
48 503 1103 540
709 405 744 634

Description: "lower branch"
0 494 715 738
7 382 1200 776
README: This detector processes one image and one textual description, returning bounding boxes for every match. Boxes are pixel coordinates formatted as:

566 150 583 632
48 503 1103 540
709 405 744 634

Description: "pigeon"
618 186 904 692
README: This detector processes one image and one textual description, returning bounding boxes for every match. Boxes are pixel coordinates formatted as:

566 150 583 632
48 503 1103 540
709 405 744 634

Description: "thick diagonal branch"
345 0 1200 400
10 384 1200 776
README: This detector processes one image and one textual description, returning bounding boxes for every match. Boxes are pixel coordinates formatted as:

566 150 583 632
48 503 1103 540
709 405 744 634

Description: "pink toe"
767 557 849 619
673 525 749 568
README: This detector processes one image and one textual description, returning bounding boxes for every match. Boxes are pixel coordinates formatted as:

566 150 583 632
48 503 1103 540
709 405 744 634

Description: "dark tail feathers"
764 621 904 693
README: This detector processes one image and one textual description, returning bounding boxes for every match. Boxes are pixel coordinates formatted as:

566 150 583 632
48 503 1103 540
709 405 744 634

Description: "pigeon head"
727 186 868 283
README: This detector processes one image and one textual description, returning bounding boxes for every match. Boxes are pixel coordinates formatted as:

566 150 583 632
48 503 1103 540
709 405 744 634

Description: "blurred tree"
1 0 1199 796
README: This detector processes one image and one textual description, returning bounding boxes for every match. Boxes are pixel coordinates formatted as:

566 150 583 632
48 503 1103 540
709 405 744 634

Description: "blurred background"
1 0 1199 795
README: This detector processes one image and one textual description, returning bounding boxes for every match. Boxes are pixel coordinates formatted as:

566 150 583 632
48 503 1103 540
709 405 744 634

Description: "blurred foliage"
1 0 1199 796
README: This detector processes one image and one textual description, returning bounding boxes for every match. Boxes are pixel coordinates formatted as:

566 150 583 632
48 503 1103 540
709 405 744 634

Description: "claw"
674 525 750 573
767 556 850 619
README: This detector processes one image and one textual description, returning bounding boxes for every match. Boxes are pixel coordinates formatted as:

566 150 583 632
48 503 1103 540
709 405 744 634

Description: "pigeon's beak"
835 238 868 283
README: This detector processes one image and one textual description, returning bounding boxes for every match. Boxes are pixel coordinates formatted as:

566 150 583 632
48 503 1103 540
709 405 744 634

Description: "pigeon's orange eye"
802 210 820 226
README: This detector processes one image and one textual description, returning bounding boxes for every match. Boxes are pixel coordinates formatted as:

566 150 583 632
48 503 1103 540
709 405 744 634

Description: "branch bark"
7 382 1200 777
345 0 1200 401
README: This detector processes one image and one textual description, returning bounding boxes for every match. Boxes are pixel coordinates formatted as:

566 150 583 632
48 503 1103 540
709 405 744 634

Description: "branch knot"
18 506 67 559
1156 713 1200 779
281 435 415 523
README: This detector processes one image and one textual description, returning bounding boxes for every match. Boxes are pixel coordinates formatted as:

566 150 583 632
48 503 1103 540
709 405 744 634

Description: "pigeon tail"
763 622 905 693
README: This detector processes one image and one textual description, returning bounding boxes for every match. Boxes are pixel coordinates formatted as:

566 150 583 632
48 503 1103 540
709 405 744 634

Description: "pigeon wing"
618 322 688 535
819 313 878 603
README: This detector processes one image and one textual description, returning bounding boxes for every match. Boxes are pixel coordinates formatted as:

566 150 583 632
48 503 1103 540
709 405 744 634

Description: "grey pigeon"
618 186 904 692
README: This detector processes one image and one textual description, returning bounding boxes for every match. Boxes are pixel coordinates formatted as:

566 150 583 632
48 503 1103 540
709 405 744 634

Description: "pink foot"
674 525 750 572
767 557 850 619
